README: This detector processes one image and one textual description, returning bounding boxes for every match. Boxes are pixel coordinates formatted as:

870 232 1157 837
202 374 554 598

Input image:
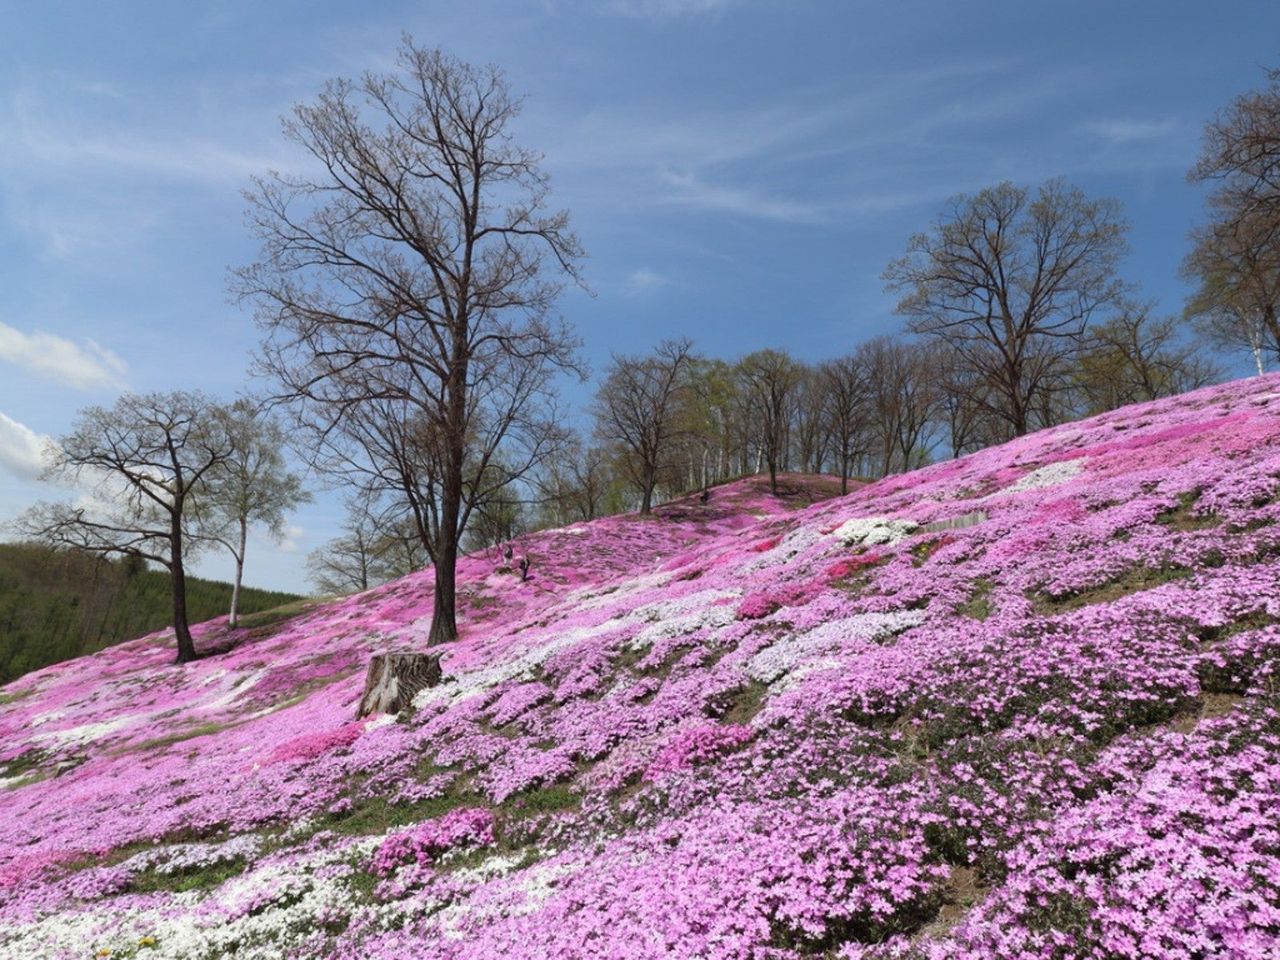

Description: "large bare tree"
18 392 234 663
237 39 583 643
1185 68 1280 370
592 338 695 514
885 179 1128 436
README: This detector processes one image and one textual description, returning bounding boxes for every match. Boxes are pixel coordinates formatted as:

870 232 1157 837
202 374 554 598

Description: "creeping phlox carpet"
4 377 1280 959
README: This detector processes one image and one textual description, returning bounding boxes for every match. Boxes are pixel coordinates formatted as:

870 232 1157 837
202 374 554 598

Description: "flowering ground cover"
4 377 1280 958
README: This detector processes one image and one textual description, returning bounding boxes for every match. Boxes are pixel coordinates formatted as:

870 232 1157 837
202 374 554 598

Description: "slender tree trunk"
229 518 247 629
171 519 197 663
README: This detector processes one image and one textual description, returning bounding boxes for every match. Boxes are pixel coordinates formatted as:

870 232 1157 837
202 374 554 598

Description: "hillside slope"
3 379 1280 959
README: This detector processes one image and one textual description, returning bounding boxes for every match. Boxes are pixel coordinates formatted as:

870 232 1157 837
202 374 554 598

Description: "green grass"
0 542 303 684
129 857 250 894
1032 563 1194 615
959 578 995 620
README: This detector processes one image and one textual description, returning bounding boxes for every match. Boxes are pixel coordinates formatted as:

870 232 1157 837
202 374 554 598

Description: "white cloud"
0 321 127 390
623 267 671 296
0 412 51 481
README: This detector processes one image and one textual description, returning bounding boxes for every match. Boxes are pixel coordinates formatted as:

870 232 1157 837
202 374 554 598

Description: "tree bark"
171 517 196 664
229 518 247 630
356 652 443 718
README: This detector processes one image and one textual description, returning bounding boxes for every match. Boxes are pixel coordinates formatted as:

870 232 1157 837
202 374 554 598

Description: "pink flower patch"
644 723 754 782
264 723 363 765
369 807 495 877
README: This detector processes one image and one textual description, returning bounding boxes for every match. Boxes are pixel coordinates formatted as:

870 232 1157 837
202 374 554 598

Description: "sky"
0 0 1276 593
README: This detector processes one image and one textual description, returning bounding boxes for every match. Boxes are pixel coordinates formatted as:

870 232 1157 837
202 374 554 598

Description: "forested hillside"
0 544 301 683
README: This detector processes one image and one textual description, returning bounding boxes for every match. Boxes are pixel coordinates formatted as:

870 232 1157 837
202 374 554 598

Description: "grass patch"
958 579 995 621
1156 490 1220 532
328 776 483 837
500 783 579 819
127 721 235 755
0 747 46 779
129 857 249 894
715 679 770 725
1033 564 1194 615
0 688 35 707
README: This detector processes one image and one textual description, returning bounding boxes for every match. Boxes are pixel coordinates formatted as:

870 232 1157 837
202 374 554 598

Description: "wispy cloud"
657 169 825 223
0 412 51 482
0 321 128 390
1 78 295 188
1082 118 1182 144
601 0 740 20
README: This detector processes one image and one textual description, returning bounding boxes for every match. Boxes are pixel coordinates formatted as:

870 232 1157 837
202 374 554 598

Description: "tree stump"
356 652 443 719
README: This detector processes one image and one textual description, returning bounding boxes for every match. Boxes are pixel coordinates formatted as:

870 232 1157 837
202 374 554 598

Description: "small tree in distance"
201 399 310 629
592 338 696 514
736 348 802 495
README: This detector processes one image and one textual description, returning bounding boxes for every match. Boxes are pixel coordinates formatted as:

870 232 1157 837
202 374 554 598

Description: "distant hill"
0 543 302 683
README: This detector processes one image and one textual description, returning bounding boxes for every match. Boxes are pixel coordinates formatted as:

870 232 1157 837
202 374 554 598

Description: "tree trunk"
356 652 443 718
430 454 463 644
171 519 196 664
229 518 247 629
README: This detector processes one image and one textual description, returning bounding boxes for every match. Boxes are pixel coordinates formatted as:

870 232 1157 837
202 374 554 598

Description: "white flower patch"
117 833 265 877
616 588 740 650
32 714 134 748
830 517 920 548
740 525 826 574
745 610 927 687
431 854 585 941
631 604 737 649
196 667 270 712
413 622 606 711
995 457 1085 496
0 837 381 960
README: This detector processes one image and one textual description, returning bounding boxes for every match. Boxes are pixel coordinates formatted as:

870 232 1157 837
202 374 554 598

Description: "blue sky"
0 0 1276 592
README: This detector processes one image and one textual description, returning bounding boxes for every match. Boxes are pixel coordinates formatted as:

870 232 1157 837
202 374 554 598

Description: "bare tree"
817 355 869 494
592 338 695 514
18 392 233 663
1185 68 1280 370
1073 303 1220 414
856 337 941 477
791 364 830 476
202 399 310 628
885 179 1128 436
736 348 803 495
536 439 612 525
237 38 583 644
307 512 378 596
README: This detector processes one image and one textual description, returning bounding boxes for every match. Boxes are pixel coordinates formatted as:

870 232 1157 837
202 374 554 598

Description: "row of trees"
540 307 1217 525
15 44 1280 665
